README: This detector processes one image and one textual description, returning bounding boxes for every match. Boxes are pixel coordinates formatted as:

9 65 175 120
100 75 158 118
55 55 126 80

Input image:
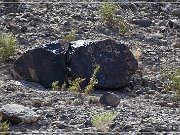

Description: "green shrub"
99 1 128 34
0 33 17 60
99 0 117 26
68 77 86 93
0 121 9 135
68 65 100 93
52 65 100 94
61 31 76 42
163 68 180 99
0 113 9 135
83 65 100 93
60 82 66 91
91 111 117 132
52 80 59 91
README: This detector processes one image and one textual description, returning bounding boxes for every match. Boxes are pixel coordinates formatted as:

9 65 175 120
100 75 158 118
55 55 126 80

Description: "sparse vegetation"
68 65 100 93
0 113 9 135
68 77 86 93
91 111 117 132
61 31 76 42
61 82 67 91
52 66 100 94
99 1 128 34
163 68 180 99
0 33 17 60
83 65 100 93
52 80 59 91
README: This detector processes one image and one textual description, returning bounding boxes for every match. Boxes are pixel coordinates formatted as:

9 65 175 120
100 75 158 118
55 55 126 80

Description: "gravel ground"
0 0 180 134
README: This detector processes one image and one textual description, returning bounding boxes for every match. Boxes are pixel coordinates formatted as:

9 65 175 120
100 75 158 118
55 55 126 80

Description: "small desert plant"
68 77 86 93
163 68 180 99
52 80 59 91
99 1 128 34
116 16 129 34
0 32 17 60
0 121 9 135
99 0 117 26
68 65 100 93
52 65 100 94
61 31 76 42
0 113 9 135
91 111 117 132
83 65 100 93
60 82 66 91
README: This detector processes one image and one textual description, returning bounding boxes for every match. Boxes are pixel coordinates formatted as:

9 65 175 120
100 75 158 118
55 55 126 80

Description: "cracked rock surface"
12 39 138 88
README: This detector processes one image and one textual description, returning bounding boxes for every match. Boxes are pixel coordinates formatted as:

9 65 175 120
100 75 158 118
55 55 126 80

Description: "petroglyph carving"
106 45 113 52
99 42 106 51
115 50 121 57
105 58 114 63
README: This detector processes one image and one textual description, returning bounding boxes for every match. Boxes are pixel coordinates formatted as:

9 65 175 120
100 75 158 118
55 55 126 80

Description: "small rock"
38 120 49 126
99 92 120 107
172 38 180 48
167 19 180 29
172 8 180 17
132 19 152 27
20 25 28 33
139 126 155 133
149 33 163 39
135 89 143 94
53 121 67 129
72 98 83 106
147 89 156 94
0 104 39 124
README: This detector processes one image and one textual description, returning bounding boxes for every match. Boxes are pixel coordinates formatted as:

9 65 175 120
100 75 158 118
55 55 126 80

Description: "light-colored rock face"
0 104 40 124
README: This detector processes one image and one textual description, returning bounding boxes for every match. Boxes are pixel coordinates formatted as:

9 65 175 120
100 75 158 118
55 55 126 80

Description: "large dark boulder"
69 39 138 89
12 41 67 87
12 39 138 89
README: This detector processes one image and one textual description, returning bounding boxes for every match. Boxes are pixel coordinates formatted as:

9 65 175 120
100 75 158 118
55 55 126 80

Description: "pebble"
99 92 120 107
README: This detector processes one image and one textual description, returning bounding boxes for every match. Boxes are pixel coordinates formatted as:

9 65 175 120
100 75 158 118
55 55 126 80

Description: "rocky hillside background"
0 0 180 134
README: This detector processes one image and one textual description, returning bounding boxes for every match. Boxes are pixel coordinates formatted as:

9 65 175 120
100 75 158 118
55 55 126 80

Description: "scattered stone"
99 92 120 107
167 19 180 29
146 89 156 94
172 38 180 48
149 33 163 39
53 121 68 129
20 25 28 33
132 19 152 27
0 104 40 124
172 8 180 17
